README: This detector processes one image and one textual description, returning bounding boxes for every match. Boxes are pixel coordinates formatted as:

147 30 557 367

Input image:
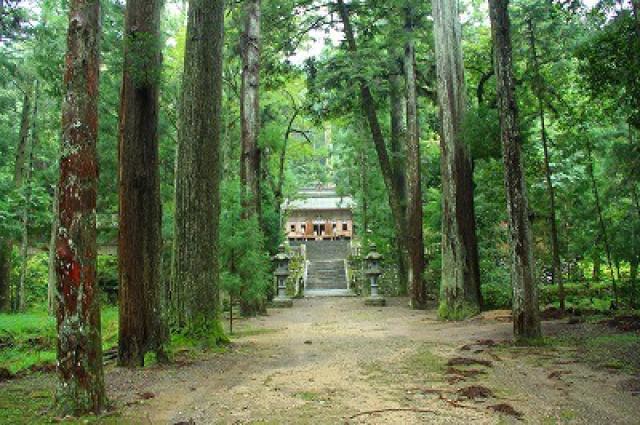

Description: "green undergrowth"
0 307 119 374
438 301 480 321
0 373 122 425
495 325 640 374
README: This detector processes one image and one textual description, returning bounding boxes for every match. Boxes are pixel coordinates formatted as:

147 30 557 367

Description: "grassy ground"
0 307 119 374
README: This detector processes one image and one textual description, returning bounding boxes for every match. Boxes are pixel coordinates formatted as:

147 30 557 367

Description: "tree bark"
171 0 225 337
13 92 31 188
336 0 415 305
631 0 640 42
592 250 601 281
240 0 262 219
239 0 263 316
0 239 11 312
55 0 105 414
48 184 59 315
17 80 38 312
117 0 167 366
389 64 409 295
404 11 427 309
526 17 564 311
488 0 541 340
433 0 482 318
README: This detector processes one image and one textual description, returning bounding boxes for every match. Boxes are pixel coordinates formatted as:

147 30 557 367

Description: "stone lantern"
272 244 293 307
364 243 385 306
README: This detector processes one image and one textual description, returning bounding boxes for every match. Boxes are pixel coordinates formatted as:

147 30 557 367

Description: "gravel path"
109 297 640 424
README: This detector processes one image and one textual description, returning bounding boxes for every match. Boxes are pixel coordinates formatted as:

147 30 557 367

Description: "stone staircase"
299 240 352 297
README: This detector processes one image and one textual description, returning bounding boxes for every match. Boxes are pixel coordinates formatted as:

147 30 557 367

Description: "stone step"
304 289 355 297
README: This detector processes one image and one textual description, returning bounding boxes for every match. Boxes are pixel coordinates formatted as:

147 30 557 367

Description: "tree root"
348 407 438 419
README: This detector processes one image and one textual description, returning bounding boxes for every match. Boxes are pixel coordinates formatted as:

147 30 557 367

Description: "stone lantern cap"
365 243 383 261
273 244 290 277
365 243 383 276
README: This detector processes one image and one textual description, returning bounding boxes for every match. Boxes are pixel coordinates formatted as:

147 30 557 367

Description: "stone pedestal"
364 296 386 307
271 297 294 308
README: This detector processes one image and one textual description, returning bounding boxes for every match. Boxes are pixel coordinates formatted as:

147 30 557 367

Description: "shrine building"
283 186 354 241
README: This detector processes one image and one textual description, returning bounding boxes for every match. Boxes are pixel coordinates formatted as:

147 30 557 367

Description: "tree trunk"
336 0 414 305
47 184 58 315
404 12 426 309
631 0 640 42
13 92 31 188
171 0 226 337
526 17 564 311
17 80 38 312
55 0 105 414
389 65 409 295
117 0 167 367
586 143 617 305
239 0 263 316
488 0 541 340
433 0 482 318
592 252 601 281
0 239 11 312
240 0 262 219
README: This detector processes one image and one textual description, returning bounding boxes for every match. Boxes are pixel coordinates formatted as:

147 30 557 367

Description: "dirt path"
109 298 639 424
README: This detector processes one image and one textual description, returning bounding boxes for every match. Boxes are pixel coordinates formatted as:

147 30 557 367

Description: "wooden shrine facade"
283 187 354 241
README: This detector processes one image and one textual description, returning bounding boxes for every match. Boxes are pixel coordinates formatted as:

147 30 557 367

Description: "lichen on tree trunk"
488 0 541 340
433 0 482 319
117 0 168 366
171 0 227 340
55 0 105 414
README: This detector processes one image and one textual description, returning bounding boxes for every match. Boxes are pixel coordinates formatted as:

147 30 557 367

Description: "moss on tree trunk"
171 0 227 340
433 0 482 319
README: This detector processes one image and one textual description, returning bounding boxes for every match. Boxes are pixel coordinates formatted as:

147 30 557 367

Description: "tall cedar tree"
388 59 409 295
404 7 426 309
488 0 541 340
239 0 263 316
171 0 226 336
337 0 426 307
433 0 482 318
117 0 167 366
526 16 564 310
18 80 38 312
55 0 105 413
240 0 261 218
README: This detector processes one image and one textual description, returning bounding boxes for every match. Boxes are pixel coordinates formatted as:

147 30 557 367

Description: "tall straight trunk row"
433 0 482 318
337 0 426 307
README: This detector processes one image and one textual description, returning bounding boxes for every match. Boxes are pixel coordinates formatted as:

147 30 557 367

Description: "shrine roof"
283 187 353 211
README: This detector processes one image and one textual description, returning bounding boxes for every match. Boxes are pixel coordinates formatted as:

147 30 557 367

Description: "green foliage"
219 179 272 313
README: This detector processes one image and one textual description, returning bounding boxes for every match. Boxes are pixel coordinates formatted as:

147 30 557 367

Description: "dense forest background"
1 0 638 313
1 0 640 417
